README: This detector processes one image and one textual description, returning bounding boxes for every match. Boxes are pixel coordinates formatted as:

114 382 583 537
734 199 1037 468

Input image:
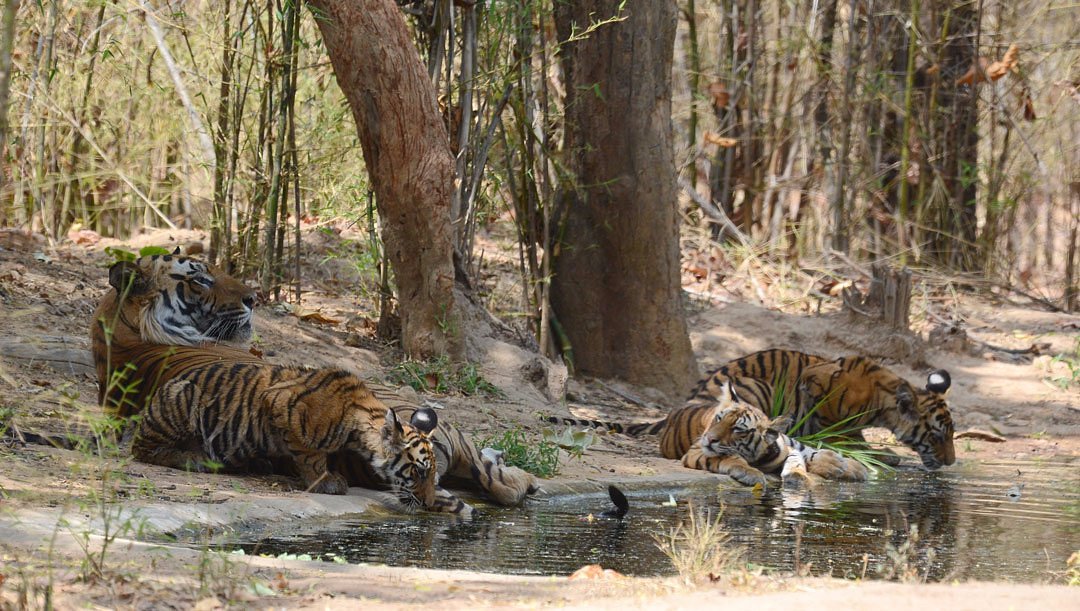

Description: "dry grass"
651 500 743 583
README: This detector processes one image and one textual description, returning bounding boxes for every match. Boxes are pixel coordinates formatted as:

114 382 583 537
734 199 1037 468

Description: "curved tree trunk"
309 0 461 359
552 0 696 400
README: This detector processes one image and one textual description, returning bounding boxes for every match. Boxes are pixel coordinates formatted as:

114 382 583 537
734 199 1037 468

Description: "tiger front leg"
291 447 349 495
132 379 215 472
426 486 476 518
682 444 771 487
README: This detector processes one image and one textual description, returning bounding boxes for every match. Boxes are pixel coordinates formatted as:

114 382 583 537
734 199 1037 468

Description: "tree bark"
309 0 461 359
936 0 980 269
552 0 696 399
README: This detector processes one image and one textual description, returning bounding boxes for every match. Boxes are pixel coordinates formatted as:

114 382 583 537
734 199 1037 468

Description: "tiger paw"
730 467 768 487
307 472 349 495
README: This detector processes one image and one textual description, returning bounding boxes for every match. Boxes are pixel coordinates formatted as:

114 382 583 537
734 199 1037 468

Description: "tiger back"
688 348 829 406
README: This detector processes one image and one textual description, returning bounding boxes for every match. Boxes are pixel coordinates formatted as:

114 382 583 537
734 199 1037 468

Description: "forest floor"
1 223 1078 609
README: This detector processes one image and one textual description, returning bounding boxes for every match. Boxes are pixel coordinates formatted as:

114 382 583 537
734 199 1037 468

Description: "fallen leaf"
295 309 342 325
568 564 625 580
704 131 738 147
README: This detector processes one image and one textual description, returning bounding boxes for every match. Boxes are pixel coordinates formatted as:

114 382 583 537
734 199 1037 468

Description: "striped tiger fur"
792 356 955 469
135 363 447 511
695 393 868 486
89 254 536 510
91 251 256 417
550 349 955 470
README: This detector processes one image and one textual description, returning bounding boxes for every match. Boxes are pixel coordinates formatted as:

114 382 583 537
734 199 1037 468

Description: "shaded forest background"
0 0 1077 331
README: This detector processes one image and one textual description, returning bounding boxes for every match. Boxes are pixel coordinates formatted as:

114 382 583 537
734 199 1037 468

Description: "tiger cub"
693 386 869 486
133 363 465 514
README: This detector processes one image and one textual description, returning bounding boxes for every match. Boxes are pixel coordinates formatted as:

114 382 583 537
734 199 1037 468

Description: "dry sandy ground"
1 226 1078 608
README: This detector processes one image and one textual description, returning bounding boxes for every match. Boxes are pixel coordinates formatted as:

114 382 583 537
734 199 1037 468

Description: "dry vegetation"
1 0 1079 607
0 1 1076 314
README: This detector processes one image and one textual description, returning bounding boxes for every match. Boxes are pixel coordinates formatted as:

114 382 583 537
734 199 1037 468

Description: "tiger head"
377 407 440 512
698 382 784 463
92 249 256 350
891 370 955 470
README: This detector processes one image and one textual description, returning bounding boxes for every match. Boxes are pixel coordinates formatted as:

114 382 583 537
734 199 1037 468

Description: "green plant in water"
476 427 559 478
651 500 742 583
388 356 502 398
769 376 895 473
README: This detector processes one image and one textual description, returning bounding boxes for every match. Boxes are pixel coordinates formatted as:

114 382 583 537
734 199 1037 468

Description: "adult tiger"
549 349 955 470
90 250 256 417
693 389 869 486
90 253 537 509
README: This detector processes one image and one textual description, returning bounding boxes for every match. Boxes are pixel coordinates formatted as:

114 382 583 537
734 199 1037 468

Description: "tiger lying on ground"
89 251 537 510
134 359 464 513
549 348 955 471
693 385 869 486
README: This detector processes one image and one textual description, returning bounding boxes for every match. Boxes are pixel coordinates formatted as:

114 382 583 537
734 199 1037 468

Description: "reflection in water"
218 458 1079 581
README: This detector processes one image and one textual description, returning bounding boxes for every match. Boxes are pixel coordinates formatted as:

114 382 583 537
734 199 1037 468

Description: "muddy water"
221 457 1079 581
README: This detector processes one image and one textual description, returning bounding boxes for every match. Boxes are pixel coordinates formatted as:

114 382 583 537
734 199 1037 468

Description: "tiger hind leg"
437 422 537 506
804 447 870 481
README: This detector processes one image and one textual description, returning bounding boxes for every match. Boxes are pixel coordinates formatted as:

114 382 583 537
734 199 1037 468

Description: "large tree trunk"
552 0 696 399
309 0 461 359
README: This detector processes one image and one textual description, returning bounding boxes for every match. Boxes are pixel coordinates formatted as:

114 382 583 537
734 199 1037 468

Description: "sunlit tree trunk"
309 0 462 359
552 0 696 400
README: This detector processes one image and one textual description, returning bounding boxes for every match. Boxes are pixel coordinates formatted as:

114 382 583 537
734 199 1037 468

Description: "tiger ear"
895 383 919 420
926 370 951 394
382 408 404 443
108 261 151 296
410 407 438 434
769 414 793 435
727 380 741 403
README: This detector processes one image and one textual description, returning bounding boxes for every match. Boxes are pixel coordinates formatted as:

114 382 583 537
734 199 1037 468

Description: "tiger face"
95 250 256 349
699 404 779 463
697 382 781 463
891 371 955 469
376 408 440 512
